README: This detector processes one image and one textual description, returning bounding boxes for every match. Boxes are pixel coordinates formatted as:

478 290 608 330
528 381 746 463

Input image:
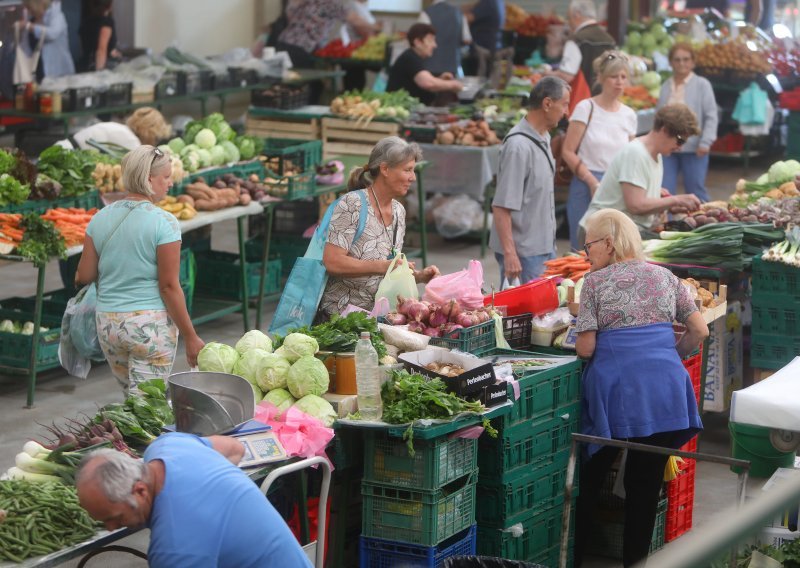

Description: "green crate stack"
750 256 800 369
475 349 583 564
2 189 101 214
787 111 800 159
261 138 322 200
170 161 266 196
194 250 281 300
360 432 479 549
0 309 63 373
245 234 310 278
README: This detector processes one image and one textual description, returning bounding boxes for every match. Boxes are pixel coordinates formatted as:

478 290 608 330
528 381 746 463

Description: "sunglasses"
583 237 605 255
675 134 686 147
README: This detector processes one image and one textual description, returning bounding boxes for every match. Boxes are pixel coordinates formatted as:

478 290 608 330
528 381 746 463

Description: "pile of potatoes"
435 119 500 146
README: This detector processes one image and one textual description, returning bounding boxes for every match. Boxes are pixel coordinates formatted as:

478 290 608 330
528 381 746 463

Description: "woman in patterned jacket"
319 137 440 318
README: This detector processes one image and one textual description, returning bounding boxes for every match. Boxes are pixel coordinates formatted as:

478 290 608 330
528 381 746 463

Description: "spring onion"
645 223 744 270
763 224 800 266
4 467 61 483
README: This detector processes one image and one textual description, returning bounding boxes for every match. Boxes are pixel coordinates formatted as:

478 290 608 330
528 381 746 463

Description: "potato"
239 193 252 205
176 194 195 207
439 130 455 145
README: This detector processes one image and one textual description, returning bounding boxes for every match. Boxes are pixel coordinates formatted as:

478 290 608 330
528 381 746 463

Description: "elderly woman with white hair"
320 136 440 318
76 146 204 394
573 208 707 567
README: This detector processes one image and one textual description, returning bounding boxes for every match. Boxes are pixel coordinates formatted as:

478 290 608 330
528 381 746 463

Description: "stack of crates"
359 431 478 567
474 351 583 567
750 256 800 370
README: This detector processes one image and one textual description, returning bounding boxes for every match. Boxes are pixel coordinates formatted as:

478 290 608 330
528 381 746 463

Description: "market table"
0 68 345 136
1 202 264 408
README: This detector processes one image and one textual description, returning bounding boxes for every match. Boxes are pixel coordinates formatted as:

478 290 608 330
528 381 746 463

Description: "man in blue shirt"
76 432 311 567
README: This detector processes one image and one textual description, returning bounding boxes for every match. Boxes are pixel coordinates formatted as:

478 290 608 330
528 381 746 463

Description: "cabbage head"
167 137 186 154
182 151 200 173
286 356 329 398
180 143 200 158
195 128 217 150
273 345 295 363
196 148 212 168
235 329 273 355
232 348 271 385
283 333 319 361
250 382 263 404
262 388 295 417
197 342 239 373
209 145 227 166
756 173 769 185
220 140 241 163
292 394 336 427
767 160 800 184
254 353 291 392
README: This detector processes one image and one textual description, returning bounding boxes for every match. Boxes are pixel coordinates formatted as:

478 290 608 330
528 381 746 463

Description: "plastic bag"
433 194 483 239
375 253 419 310
59 284 103 379
423 260 484 309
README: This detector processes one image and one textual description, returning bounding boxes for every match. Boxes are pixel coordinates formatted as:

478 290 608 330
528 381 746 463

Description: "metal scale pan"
168 371 255 436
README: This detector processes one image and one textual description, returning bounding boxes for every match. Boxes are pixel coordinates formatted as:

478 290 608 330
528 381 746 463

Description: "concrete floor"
0 153 788 567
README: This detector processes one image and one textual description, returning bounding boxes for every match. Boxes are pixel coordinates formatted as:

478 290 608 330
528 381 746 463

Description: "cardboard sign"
399 349 496 395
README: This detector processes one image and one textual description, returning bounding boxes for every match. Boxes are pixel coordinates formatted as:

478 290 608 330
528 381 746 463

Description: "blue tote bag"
269 191 368 336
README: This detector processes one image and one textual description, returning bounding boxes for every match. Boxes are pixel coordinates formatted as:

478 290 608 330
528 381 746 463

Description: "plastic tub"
484 279 558 317
729 422 796 478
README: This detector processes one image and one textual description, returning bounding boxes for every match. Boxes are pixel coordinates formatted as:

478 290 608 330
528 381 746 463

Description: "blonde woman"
573 208 707 567
562 50 637 251
76 146 204 394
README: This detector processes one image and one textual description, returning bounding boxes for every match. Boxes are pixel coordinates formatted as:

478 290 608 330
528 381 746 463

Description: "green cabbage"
196 149 212 168
286 356 329 398
292 394 336 427
209 145 227 166
211 122 235 143
767 160 800 184
251 382 263 403
756 173 769 185
195 128 217 150
168 137 186 154
182 121 204 145
182 151 200 173
255 353 291 392
232 348 271 385
180 143 200 158
197 342 239 373
273 345 296 363
235 329 273 355
262 387 295 417
641 71 661 91
283 333 319 361
220 140 241 163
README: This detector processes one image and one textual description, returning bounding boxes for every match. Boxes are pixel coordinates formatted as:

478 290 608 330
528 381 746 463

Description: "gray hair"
120 144 171 198
529 76 570 110
76 448 148 507
569 0 598 20
347 136 423 190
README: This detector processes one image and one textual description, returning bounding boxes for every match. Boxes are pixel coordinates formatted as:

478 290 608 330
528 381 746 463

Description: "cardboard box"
399 349 496 396
467 380 509 407
704 301 743 412
323 393 358 418
762 467 800 530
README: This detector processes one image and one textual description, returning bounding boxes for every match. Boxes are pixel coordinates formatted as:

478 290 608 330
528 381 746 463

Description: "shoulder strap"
575 100 594 154
504 132 555 174
316 189 369 247
97 202 142 256
353 190 368 243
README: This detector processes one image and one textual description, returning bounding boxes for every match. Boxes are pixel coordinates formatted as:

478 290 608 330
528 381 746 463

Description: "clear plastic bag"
375 254 419 310
433 194 483 239
58 284 103 379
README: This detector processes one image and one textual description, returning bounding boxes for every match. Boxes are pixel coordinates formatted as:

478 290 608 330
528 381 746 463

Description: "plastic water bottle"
355 331 382 420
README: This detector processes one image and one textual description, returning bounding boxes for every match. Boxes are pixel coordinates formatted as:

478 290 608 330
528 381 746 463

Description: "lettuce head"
286 355 329 398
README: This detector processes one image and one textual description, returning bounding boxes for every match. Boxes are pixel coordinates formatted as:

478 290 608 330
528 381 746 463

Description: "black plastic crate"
502 313 533 349
155 71 180 98
102 82 132 107
178 69 214 94
64 86 103 112
271 200 319 234
251 84 308 110
229 67 259 88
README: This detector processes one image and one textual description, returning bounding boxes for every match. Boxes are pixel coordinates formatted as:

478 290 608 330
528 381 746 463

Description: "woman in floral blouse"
573 208 707 568
319 137 439 318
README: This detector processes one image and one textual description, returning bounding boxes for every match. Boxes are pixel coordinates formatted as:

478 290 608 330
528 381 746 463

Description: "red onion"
385 312 407 326
456 311 480 328
423 326 442 338
408 321 426 334
396 296 411 316
474 309 492 324
439 298 462 322
406 300 430 323
428 307 448 328
441 322 463 339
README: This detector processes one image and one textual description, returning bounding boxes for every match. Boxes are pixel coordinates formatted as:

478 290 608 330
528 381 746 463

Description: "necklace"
369 186 397 258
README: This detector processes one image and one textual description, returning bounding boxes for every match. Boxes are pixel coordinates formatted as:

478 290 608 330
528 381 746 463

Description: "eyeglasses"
675 134 686 147
583 237 605 255
606 53 617 60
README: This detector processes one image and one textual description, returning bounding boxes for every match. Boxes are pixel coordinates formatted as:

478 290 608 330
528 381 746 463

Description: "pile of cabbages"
197 330 336 427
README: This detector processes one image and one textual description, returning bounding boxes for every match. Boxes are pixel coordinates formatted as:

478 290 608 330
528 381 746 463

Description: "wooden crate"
753 368 776 383
321 117 400 159
245 116 320 140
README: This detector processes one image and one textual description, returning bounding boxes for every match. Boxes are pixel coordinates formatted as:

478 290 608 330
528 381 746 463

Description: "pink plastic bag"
254 403 335 465
423 260 484 309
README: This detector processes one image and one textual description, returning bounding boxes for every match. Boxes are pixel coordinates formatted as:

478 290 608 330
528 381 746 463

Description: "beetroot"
385 312 407 326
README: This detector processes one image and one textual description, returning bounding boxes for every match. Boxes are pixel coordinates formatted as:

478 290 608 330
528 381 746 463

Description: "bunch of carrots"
543 252 591 281
0 213 23 249
41 208 97 247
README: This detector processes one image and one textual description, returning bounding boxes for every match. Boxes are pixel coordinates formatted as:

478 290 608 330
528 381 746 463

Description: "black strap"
504 132 555 174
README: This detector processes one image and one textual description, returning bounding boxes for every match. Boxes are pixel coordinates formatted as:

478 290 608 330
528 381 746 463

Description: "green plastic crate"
0 289 72 318
532 539 575 568
361 473 476 546
476 452 573 527
364 431 478 490
429 320 496 356
245 234 310 278
751 256 800 303
478 402 580 480
0 309 62 372
2 189 100 214
751 297 800 336
750 331 800 370
194 250 281 300
476 502 569 561
587 497 667 559
261 138 322 175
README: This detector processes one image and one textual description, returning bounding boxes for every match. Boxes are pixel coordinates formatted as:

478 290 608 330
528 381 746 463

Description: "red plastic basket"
681 346 703 404
484 278 558 317
665 437 697 542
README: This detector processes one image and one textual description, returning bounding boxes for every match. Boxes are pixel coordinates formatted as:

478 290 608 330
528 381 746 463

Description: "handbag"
13 22 44 85
552 98 594 187
269 191 369 336
375 253 418 310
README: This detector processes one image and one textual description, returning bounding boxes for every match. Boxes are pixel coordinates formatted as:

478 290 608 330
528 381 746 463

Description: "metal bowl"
167 371 255 436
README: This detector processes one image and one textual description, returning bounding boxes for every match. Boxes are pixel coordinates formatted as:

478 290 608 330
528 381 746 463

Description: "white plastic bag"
375 254 419 310
59 284 102 379
432 194 483 239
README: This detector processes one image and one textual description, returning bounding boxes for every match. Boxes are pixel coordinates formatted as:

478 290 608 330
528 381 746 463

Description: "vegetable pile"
384 296 494 339
15 213 66 266
40 207 97 247
278 312 389 360
183 177 251 211
329 90 418 122
36 146 98 198
0 480 99 562
435 119 500 146
543 252 591 281
762 224 800 266
170 113 263 173
0 319 49 335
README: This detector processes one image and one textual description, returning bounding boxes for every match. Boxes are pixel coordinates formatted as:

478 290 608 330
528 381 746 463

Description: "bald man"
76 432 311 568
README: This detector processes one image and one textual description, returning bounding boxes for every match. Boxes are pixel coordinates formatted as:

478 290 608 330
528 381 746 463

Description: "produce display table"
1 202 263 408
416 143 500 201
0 68 344 136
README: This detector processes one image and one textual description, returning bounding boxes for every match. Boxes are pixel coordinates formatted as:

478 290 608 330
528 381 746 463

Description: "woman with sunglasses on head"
577 103 702 243
75 146 204 396
573 208 707 568
657 42 718 203
562 50 638 252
